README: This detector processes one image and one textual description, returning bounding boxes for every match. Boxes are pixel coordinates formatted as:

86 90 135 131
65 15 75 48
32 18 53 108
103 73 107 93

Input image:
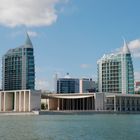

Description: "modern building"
0 90 41 112
105 94 140 111
42 93 104 111
42 92 140 112
97 40 134 94
57 74 79 93
79 78 97 93
2 33 35 90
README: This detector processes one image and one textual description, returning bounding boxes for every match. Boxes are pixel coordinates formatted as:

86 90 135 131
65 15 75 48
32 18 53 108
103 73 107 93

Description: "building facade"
57 78 79 93
97 40 134 94
2 33 35 90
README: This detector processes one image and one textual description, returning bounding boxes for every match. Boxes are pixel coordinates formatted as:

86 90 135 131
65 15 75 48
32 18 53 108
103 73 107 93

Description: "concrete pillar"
24 91 26 112
1 92 4 111
19 91 21 112
4 92 6 112
57 99 60 110
130 97 132 111
119 97 122 111
114 96 116 111
124 97 127 111
92 97 94 110
134 98 137 111
28 91 31 112
14 92 16 111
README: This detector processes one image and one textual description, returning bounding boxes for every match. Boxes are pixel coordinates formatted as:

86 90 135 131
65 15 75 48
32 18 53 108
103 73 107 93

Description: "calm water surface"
0 114 140 140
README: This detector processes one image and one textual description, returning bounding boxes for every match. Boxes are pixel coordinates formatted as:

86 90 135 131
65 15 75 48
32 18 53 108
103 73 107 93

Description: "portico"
43 93 104 111
0 90 41 112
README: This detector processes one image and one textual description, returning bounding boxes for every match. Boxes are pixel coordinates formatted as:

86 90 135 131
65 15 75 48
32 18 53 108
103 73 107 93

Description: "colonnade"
55 97 95 110
0 90 31 112
106 96 140 111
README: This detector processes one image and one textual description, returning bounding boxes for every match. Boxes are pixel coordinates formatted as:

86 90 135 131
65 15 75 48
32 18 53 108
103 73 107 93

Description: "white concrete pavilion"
43 93 104 111
0 90 41 112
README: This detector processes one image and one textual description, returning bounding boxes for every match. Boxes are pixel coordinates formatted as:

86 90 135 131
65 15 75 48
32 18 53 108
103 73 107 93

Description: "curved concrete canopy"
42 94 95 99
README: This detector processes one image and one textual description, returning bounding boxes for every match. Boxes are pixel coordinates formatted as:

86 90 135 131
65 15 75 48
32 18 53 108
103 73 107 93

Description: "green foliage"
41 103 45 110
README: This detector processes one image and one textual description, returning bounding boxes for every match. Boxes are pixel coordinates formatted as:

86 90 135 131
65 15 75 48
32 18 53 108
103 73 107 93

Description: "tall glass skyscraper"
2 33 35 90
97 40 134 94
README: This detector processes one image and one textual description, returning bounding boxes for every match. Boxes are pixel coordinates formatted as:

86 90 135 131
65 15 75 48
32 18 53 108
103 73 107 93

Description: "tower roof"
25 32 33 47
122 39 130 54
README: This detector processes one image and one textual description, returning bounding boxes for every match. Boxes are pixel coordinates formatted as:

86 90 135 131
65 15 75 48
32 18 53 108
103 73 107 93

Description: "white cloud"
127 39 140 58
0 0 67 27
80 64 91 69
27 31 38 37
36 79 49 90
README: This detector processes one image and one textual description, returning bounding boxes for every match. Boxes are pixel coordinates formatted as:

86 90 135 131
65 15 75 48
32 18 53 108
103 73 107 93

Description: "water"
0 114 139 140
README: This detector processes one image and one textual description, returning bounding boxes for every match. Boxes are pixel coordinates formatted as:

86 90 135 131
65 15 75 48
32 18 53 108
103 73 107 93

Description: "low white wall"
30 91 41 111
94 93 105 110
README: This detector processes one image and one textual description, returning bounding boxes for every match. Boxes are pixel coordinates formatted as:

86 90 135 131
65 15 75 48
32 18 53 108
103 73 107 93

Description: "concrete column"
114 96 116 111
1 92 4 111
92 97 94 110
28 91 31 112
57 99 59 110
119 97 122 111
24 91 26 112
130 97 132 111
19 91 21 112
134 98 137 111
124 97 127 111
14 92 16 111
3 92 6 112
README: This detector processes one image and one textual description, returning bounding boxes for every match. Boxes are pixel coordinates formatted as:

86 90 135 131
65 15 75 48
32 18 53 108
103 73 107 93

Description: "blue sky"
0 0 140 90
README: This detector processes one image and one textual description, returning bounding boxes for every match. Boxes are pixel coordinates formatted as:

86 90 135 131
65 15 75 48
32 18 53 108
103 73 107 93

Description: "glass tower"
97 40 134 94
57 78 79 93
2 33 35 90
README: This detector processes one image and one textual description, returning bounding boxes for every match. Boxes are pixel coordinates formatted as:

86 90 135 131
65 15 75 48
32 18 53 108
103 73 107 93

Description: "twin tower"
2 33 35 90
2 35 134 94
